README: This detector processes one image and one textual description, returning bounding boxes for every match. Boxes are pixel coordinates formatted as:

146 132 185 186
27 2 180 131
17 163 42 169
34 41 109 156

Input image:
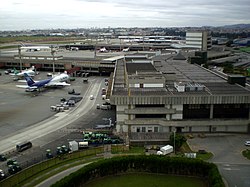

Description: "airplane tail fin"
24 73 35 86
20 42 26 47
13 68 19 75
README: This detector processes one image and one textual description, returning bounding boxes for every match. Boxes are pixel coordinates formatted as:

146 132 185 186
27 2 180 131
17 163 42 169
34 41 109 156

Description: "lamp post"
50 46 56 74
18 45 22 70
173 128 176 155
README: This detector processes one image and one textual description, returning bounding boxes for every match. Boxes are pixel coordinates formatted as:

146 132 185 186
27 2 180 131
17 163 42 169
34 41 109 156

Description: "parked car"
245 141 250 146
60 98 66 102
96 104 100 109
7 159 17 166
8 164 21 175
0 154 7 162
0 169 6 180
46 149 53 159
101 103 111 110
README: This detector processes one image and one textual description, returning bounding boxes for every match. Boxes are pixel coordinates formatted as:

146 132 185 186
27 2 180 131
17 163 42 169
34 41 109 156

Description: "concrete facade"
110 52 250 141
186 31 212 51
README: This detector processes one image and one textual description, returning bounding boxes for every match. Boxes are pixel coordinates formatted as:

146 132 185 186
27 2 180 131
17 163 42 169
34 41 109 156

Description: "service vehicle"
16 141 32 152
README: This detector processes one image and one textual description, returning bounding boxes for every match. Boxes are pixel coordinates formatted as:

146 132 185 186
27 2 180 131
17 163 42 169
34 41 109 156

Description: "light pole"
173 128 176 155
18 45 22 70
50 46 56 74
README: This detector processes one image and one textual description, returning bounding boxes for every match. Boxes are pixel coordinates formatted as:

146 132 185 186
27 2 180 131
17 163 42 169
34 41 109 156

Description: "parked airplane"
122 47 130 52
20 43 51 52
99 47 108 52
16 73 70 91
9 66 36 78
21 46 50 52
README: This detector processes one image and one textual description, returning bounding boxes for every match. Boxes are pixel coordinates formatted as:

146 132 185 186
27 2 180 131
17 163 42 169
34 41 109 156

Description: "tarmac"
0 70 108 153
0 71 75 137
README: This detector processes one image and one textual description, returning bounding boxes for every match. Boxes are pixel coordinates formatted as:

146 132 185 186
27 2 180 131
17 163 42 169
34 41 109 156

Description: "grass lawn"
180 142 213 160
85 173 207 187
239 47 250 52
196 152 213 160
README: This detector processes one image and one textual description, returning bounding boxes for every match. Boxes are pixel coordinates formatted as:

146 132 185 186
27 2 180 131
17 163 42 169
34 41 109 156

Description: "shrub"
51 155 224 187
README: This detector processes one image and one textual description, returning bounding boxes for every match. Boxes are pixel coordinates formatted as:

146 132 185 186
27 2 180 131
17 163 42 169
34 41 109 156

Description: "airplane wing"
16 85 38 89
18 80 39 83
9 72 35 77
45 82 71 87
9 73 18 76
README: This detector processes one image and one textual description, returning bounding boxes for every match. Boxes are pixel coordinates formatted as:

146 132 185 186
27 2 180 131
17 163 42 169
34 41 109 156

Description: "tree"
222 62 234 73
169 133 187 151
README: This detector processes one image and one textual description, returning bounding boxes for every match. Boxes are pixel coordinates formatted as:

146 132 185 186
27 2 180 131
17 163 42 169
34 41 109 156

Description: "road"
36 163 91 187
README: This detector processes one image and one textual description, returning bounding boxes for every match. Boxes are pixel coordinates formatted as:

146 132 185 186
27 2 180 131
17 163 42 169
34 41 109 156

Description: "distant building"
186 31 212 51
233 38 250 46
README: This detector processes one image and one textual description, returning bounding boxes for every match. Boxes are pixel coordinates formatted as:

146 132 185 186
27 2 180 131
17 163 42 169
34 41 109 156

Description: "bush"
51 155 224 187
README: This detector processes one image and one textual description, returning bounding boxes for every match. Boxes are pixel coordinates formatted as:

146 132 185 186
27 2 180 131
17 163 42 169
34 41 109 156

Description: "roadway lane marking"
223 168 240 171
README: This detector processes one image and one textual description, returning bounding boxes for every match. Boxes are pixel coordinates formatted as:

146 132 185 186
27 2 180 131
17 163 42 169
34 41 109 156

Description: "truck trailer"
158 145 173 155
69 141 79 152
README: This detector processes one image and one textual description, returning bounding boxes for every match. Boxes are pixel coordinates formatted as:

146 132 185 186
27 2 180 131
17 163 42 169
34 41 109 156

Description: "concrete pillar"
165 104 170 120
210 104 214 119
248 108 250 119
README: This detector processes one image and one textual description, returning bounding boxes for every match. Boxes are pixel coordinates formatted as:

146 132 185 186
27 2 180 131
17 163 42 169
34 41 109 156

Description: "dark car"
60 98 66 102
0 154 7 161
7 159 17 166
8 165 21 175
46 149 53 159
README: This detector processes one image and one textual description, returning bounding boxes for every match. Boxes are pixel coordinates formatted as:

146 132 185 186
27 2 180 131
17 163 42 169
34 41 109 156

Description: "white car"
101 104 111 110
245 141 250 146
96 104 100 109
90 95 94 100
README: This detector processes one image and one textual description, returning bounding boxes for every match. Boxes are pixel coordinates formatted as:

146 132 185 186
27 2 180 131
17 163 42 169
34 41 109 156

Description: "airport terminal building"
110 52 250 140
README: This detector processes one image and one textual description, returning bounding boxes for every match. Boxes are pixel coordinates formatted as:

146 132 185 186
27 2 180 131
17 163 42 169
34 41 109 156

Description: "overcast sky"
0 0 249 31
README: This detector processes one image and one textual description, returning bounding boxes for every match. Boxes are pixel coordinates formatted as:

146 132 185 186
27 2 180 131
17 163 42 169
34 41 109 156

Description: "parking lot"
188 133 250 187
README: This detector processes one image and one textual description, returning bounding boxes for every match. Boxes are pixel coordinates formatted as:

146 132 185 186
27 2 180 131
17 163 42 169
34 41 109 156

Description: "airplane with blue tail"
16 73 70 92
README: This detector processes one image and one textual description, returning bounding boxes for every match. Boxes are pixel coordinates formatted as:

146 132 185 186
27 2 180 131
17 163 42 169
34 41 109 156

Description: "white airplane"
16 72 70 91
99 47 108 52
9 66 36 77
122 47 130 52
20 46 50 52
